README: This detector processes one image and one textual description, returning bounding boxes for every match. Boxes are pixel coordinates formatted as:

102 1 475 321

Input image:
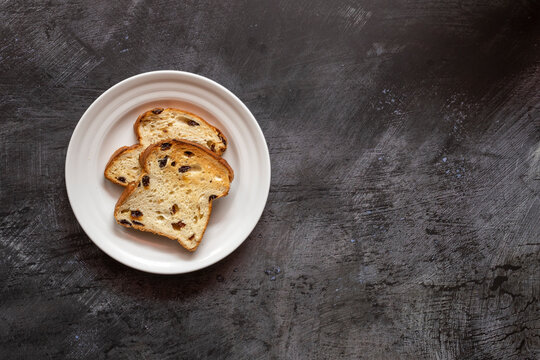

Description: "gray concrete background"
1 1 539 359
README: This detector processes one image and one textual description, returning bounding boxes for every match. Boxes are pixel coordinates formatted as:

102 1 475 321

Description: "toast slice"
104 144 143 185
114 139 234 251
105 108 227 186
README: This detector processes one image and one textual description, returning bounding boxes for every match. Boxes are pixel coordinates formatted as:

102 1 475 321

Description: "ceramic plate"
65 71 270 274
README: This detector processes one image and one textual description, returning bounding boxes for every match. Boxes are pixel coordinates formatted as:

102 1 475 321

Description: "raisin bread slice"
104 144 142 185
114 139 234 251
104 108 227 186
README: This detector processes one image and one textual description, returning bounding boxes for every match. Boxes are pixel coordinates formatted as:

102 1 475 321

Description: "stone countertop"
1 1 538 359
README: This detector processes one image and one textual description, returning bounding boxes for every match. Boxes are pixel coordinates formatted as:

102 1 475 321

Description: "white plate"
65 71 270 274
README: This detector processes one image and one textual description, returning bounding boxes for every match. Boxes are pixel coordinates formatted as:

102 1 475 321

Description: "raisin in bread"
104 108 227 186
114 139 234 251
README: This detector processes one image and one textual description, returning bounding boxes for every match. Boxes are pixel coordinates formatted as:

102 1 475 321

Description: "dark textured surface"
1 1 539 359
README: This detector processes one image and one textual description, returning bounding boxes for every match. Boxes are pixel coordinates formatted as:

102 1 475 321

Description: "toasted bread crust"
114 139 233 251
104 144 142 185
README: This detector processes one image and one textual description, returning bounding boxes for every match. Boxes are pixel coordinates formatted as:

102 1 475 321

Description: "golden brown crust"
114 139 233 252
104 144 142 185
214 128 228 154
133 107 227 156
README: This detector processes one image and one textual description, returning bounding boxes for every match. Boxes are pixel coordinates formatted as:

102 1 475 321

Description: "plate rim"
65 70 271 274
